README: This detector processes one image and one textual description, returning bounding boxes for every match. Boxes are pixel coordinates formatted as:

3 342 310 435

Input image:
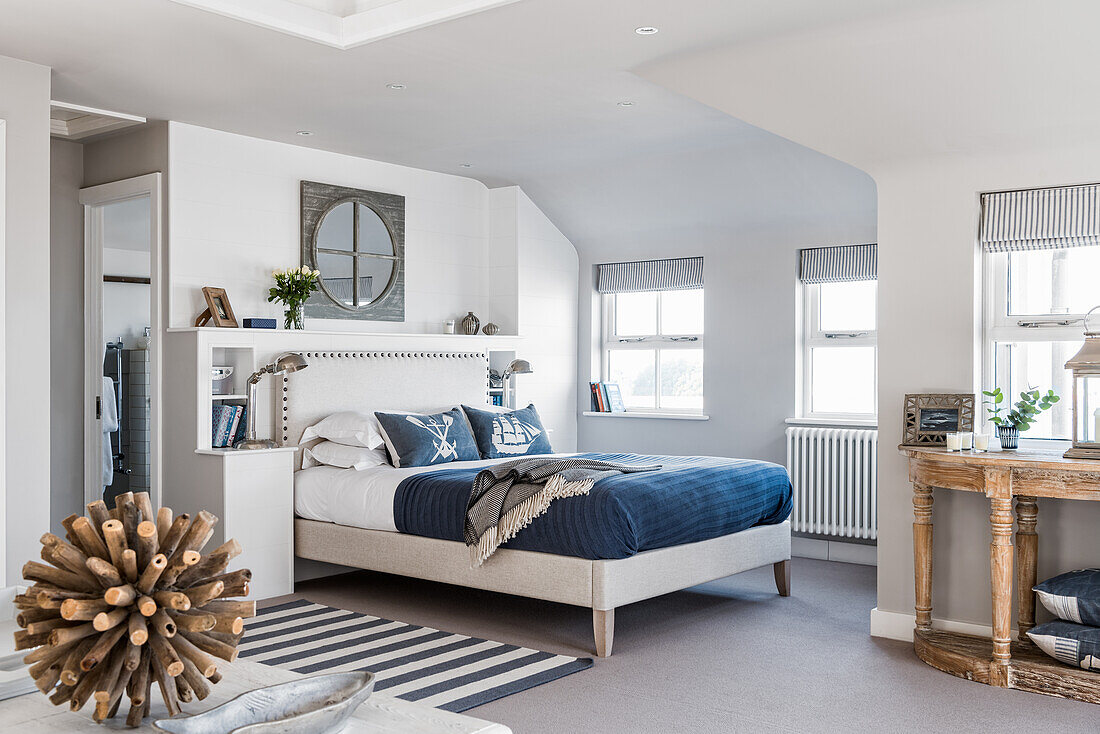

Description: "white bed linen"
294 454 575 532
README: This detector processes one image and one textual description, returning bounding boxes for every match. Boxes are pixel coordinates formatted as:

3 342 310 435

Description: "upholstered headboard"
281 350 489 468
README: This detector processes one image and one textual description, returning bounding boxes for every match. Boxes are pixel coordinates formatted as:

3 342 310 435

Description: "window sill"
582 411 709 421
786 417 878 429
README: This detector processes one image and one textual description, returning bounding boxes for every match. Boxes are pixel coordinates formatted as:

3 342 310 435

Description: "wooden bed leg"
773 560 791 597
593 608 614 658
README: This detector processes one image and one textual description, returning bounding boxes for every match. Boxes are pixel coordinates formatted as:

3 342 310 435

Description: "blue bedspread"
393 453 792 560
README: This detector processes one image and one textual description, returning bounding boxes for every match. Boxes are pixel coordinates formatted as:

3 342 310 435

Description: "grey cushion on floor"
1034 568 1100 626
1028 620 1100 672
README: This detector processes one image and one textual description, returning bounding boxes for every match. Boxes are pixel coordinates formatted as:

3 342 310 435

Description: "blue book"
599 383 611 412
243 318 276 329
605 383 626 413
212 406 233 447
232 407 248 445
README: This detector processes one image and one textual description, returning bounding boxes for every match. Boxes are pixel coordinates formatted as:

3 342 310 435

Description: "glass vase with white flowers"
268 266 321 330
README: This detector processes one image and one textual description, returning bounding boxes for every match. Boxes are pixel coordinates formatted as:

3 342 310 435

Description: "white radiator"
785 426 878 540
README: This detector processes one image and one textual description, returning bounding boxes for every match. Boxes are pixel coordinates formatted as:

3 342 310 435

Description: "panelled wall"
166 123 579 450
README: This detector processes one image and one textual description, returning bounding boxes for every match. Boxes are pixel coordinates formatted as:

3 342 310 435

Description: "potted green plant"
982 387 1059 449
268 266 320 330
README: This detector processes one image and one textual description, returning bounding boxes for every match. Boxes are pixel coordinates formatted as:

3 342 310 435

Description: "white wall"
102 248 151 346
168 123 494 335
0 54 50 584
166 124 578 450
575 208 876 463
50 138 85 535
512 187 579 452
875 149 1100 628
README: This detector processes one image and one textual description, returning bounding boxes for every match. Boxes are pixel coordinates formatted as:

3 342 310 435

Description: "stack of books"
589 382 626 413
212 404 248 448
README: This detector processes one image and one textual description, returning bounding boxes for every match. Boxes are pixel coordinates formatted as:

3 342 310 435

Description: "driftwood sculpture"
13 491 252 727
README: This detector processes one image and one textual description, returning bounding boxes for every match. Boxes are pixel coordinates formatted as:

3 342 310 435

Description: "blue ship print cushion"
462 403 554 459
1034 568 1100 626
1027 620 1100 672
374 408 480 468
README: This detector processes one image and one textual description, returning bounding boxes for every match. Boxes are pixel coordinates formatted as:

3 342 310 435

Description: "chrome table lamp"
235 352 308 450
501 358 532 409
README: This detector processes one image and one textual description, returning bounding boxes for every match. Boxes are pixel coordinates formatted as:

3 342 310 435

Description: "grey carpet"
274 558 1097 733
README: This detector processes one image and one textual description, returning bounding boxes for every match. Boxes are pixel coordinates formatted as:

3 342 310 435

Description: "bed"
282 351 793 656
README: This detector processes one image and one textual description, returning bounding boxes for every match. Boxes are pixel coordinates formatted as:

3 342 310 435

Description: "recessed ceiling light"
386 83 406 90
459 163 473 168
617 101 634 107
635 26 659 35
296 130 313 136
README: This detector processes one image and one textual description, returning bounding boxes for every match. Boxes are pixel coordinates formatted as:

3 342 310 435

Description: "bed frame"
282 351 791 656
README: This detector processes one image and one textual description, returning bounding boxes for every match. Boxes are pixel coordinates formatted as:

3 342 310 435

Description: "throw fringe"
471 474 595 567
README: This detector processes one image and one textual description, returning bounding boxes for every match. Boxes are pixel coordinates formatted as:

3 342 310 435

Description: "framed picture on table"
902 393 975 446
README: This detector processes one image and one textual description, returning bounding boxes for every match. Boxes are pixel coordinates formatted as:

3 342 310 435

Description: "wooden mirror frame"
300 181 406 322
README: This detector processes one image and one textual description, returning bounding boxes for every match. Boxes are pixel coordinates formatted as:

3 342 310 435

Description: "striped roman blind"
799 244 877 284
980 184 1100 252
596 256 703 294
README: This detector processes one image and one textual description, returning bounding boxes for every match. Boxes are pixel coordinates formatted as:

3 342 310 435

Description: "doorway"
80 174 162 510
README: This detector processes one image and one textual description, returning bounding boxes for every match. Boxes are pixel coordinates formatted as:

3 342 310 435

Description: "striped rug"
240 599 593 712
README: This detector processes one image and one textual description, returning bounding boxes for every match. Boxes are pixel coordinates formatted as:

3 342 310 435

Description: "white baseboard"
792 537 876 566
869 607 1017 642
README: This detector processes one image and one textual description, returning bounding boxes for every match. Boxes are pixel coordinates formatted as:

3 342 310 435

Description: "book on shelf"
211 405 248 448
604 383 626 413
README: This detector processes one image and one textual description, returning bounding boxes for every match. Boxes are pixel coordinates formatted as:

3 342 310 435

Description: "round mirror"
312 199 398 309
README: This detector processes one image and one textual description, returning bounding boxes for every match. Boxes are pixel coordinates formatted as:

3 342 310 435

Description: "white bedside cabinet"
167 447 297 602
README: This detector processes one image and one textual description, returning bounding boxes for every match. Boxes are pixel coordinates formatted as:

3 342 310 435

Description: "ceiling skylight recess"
168 0 520 49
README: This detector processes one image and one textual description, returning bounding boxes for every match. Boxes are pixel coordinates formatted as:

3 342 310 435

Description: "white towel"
102 375 118 488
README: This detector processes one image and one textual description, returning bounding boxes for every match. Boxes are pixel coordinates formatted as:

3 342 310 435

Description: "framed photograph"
199 286 238 328
902 393 975 446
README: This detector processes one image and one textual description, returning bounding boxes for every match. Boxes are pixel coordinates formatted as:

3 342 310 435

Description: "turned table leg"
913 483 934 631
1015 496 1038 641
989 494 1014 683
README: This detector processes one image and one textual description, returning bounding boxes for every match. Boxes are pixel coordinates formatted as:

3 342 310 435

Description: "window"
800 280 878 418
603 289 703 412
983 247 1099 439
980 184 1100 441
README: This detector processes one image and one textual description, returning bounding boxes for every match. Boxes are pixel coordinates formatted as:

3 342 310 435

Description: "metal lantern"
1064 305 1100 459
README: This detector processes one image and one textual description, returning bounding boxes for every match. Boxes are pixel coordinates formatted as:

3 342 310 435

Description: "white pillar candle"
959 431 973 450
946 433 961 451
974 433 991 451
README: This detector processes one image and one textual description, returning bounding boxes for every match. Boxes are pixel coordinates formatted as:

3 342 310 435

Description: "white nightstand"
165 447 297 601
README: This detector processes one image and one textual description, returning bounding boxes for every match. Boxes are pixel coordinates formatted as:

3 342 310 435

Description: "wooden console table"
900 445 1100 703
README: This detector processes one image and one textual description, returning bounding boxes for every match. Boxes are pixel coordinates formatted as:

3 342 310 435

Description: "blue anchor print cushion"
1034 568 1100 626
374 408 480 468
461 403 554 460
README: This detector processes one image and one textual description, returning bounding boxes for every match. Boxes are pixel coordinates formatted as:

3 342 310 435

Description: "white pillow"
302 441 389 470
299 411 386 449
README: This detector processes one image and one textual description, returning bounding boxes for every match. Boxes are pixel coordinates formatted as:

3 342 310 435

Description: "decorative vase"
461 311 480 335
482 322 499 336
284 305 305 330
997 425 1019 450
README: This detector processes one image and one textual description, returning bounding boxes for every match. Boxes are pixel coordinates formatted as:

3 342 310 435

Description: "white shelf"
212 393 248 400
169 326 523 339
195 447 299 456
582 411 709 421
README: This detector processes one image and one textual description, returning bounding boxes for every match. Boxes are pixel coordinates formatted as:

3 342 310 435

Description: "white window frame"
981 250 1086 440
798 281 878 421
601 290 704 414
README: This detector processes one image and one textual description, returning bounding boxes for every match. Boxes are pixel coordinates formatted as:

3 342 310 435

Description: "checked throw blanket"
464 456 661 565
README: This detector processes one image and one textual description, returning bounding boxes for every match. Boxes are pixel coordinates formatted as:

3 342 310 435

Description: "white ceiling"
0 0 953 253
641 0 1100 176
